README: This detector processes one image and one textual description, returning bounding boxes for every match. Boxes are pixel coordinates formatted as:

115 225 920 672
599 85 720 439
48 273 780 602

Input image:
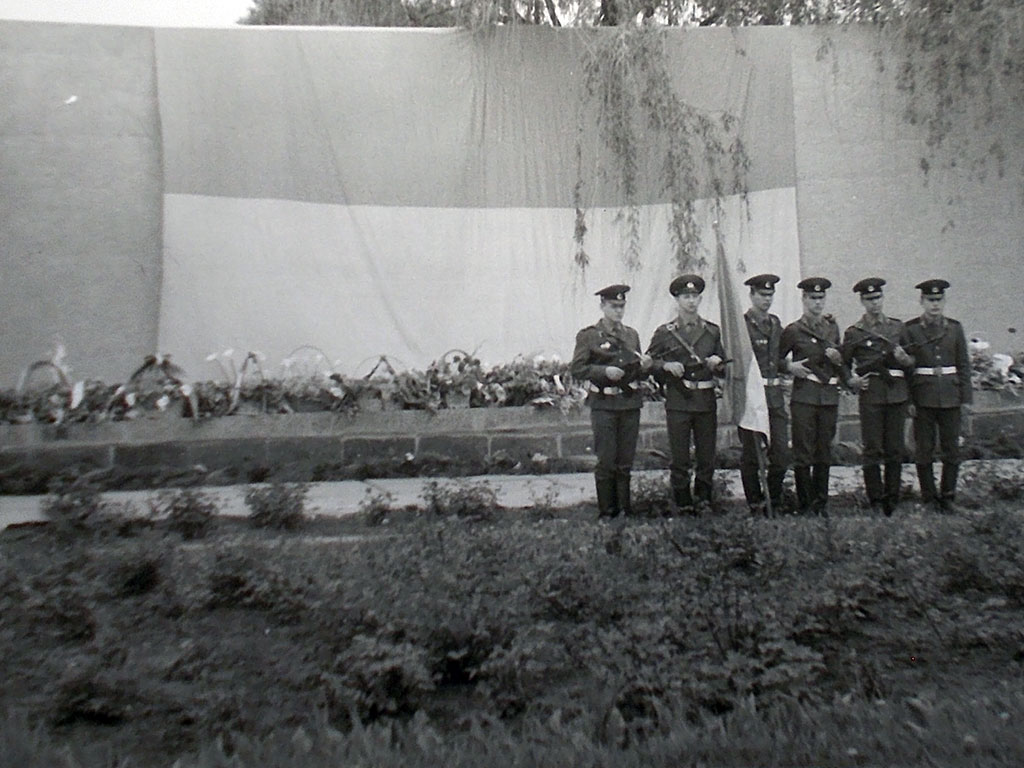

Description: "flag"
715 235 770 436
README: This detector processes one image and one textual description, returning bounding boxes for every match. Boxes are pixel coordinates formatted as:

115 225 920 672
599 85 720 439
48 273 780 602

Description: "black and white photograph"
1 1 1023 765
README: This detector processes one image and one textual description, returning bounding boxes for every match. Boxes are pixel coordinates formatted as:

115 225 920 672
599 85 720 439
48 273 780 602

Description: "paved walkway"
5 462 1007 530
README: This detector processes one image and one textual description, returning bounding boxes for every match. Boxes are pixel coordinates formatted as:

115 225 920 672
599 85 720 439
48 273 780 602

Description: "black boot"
939 463 960 511
863 464 884 512
767 469 786 515
916 463 937 506
595 477 618 518
812 463 831 517
693 477 714 513
740 465 762 508
884 460 903 515
672 483 693 515
615 472 633 517
794 466 813 514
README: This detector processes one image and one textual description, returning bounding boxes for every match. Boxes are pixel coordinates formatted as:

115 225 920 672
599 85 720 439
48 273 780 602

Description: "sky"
0 0 255 26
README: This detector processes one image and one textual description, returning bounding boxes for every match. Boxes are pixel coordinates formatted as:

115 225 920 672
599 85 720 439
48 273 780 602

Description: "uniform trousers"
913 406 962 503
738 405 789 507
790 402 838 466
859 401 908 508
591 409 641 512
666 409 717 504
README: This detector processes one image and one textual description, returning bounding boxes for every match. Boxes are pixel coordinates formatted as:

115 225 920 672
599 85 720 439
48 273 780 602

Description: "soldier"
738 273 790 515
781 277 860 515
842 278 915 516
570 284 653 518
904 279 972 511
647 275 727 514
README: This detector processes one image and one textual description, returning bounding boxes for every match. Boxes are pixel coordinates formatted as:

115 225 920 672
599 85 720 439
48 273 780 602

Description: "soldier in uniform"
781 277 860 515
842 278 915 516
738 273 790 515
904 279 972 511
647 275 727 513
570 284 653 518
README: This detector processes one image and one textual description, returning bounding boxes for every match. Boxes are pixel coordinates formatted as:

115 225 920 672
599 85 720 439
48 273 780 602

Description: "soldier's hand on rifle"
789 359 811 379
849 373 868 392
705 354 723 371
824 347 843 366
893 345 912 366
663 361 686 377
638 353 653 371
605 366 625 381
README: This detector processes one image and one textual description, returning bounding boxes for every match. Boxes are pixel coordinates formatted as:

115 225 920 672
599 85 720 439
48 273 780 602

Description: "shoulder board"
705 320 720 330
905 317 922 326
889 317 902 324
947 318 961 326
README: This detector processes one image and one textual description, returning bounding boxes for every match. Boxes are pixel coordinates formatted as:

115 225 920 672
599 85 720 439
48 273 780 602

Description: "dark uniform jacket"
647 316 726 413
744 308 786 410
570 319 645 411
780 314 850 407
904 316 972 408
842 314 911 405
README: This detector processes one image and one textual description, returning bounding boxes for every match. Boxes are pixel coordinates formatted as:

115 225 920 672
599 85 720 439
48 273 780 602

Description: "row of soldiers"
570 274 971 517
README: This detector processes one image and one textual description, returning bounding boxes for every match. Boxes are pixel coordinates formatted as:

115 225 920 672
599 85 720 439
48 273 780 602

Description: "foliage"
6 500 1024 764
419 479 500 521
241 0 1024 265
154 488 220 540
244 482 310 530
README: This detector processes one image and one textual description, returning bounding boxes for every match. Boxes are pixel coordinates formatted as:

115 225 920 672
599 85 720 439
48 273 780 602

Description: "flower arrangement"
969 337 1024 393
18 337 1021 425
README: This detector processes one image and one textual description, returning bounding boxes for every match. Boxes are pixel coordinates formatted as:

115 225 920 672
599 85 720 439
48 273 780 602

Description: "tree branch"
544 0 562 26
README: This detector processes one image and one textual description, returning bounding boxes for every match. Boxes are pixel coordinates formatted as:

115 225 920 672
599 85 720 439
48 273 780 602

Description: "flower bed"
0 349 667 426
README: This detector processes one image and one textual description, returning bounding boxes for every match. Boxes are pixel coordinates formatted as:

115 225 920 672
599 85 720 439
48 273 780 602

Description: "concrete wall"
791 26 1024 351
0 22 163 385
2 392 1023 486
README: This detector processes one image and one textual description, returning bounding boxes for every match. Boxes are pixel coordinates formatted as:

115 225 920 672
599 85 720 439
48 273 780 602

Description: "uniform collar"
676 313 702 331
746 307 771 327
599 318 625 334
858 313 887 330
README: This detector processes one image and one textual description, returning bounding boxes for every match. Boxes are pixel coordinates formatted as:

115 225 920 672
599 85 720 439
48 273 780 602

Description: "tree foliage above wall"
242 0 1024 271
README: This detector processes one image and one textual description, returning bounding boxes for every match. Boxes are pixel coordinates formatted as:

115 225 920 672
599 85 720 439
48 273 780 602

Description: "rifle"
793 319 845 384
844 325 905 383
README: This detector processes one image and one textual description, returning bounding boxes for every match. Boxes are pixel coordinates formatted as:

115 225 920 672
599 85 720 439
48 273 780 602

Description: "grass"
3 465 1024 766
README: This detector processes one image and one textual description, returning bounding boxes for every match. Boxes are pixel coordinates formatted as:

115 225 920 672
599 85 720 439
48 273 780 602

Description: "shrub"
244 482 309 530
630 473 672 518
419 480 498 522
356 488 396 526
156 488 219 540
323 634 435 722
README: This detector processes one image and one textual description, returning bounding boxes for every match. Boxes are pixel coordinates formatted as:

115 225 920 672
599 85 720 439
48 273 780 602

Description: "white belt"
763 377 782 386
681 379 716 390
589 383 638 395
864 369 906 378
806 374 839 385
914 366 957 376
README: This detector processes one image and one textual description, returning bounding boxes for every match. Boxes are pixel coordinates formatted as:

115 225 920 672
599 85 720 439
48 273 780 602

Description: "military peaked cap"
797 277 832 294
744 273 780 291
853 277 886 296
915 279 950 296
595 284 630 302
670 274 706 296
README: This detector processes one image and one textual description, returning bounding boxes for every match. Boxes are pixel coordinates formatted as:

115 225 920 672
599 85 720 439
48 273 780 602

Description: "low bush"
244 482 309 530
419 480 499 522
156 488 219 540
